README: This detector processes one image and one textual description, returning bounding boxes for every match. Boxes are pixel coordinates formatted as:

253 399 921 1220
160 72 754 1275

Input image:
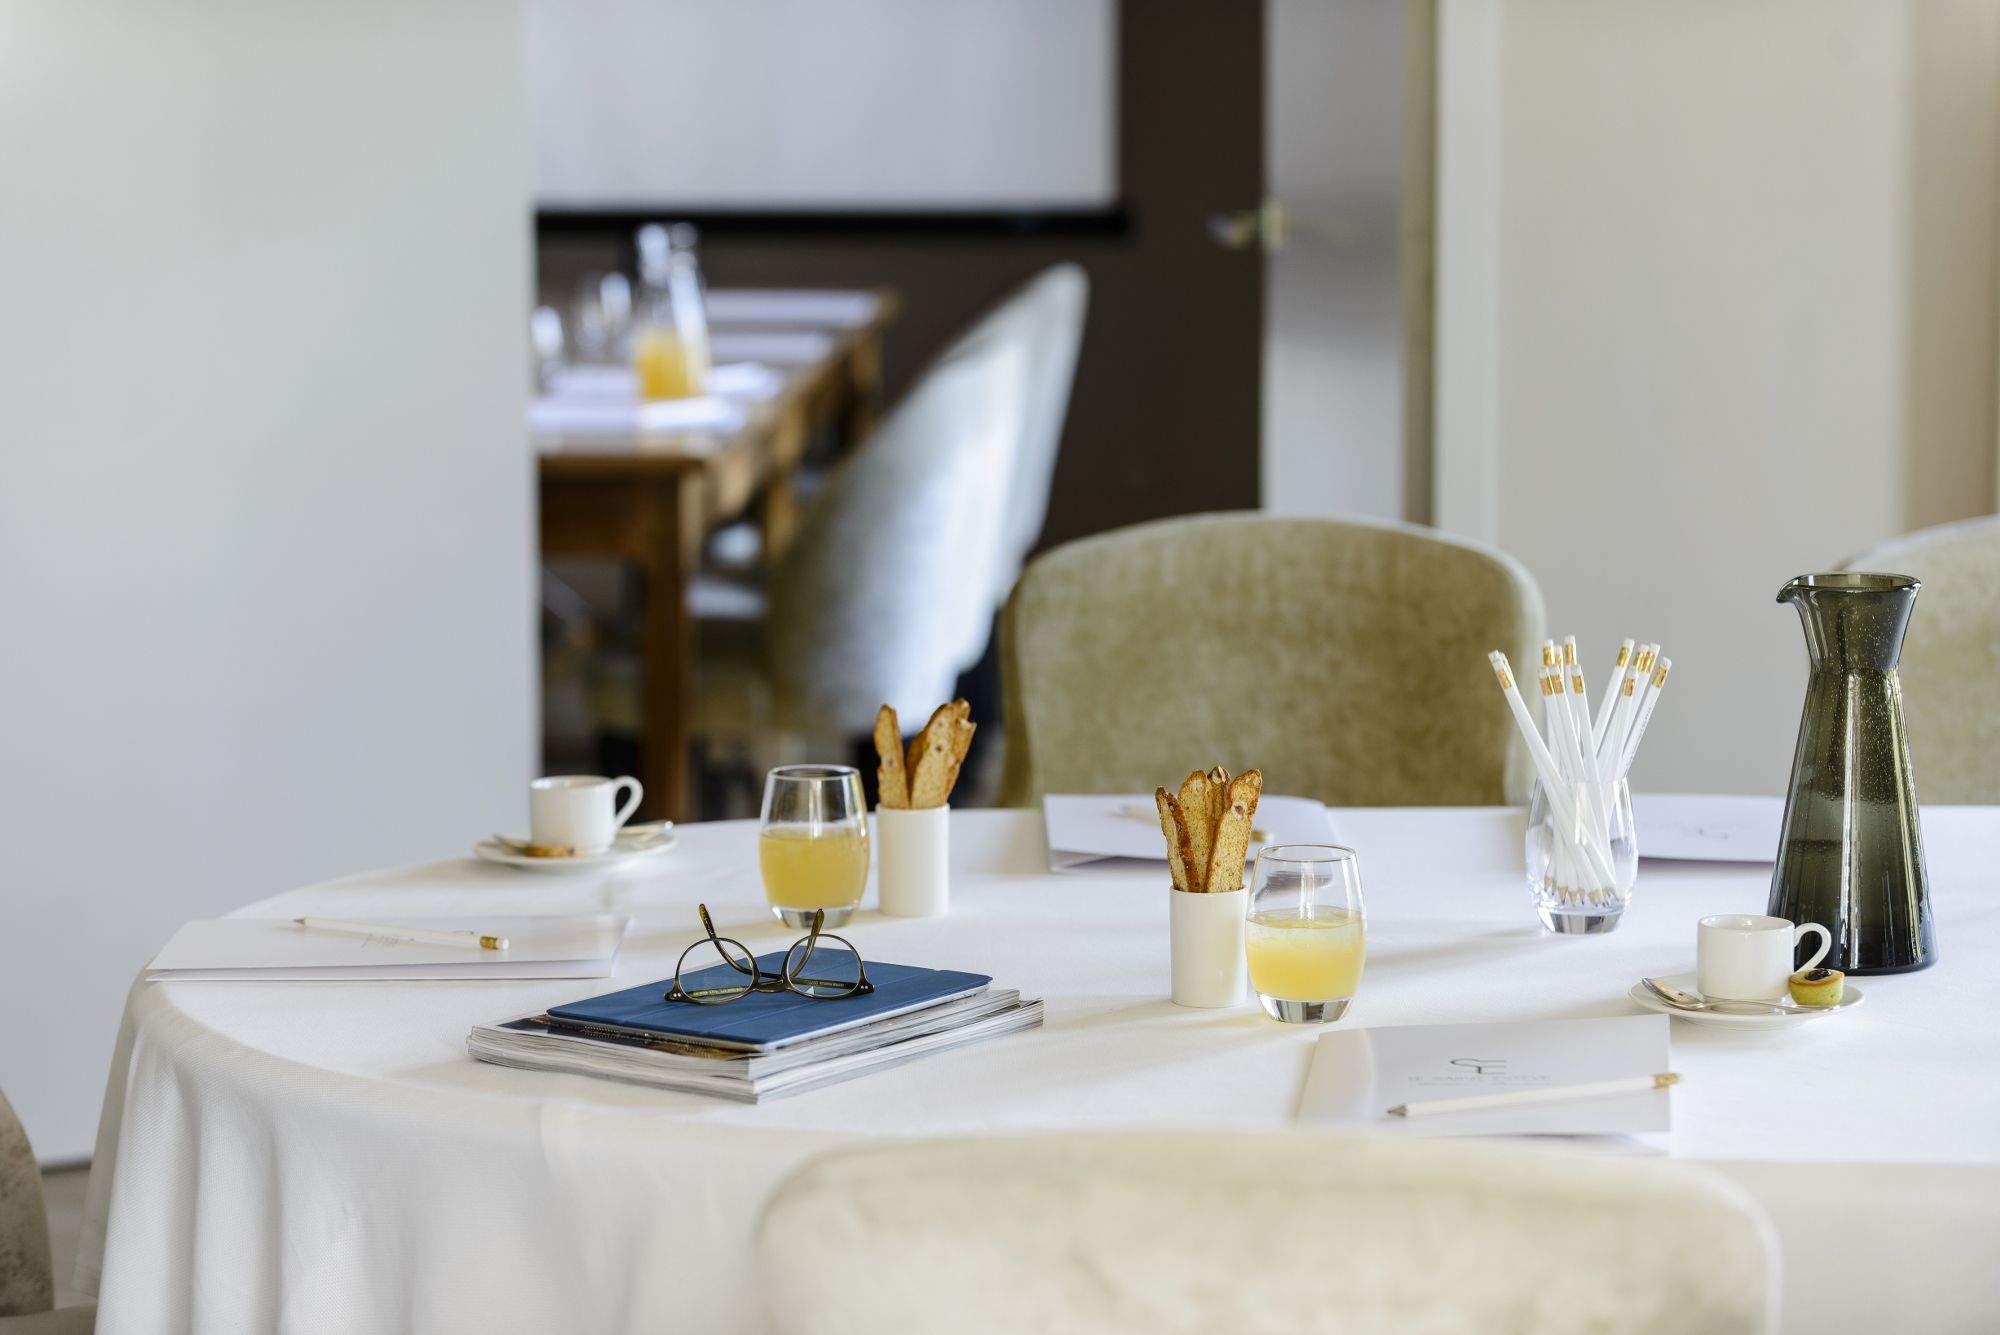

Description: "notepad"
147 915 631 981
1298 1015 1672 1143
1041 792 1337 873
547 952 990 1052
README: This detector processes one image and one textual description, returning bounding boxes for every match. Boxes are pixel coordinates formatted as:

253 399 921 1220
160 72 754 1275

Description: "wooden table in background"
537 289 898 820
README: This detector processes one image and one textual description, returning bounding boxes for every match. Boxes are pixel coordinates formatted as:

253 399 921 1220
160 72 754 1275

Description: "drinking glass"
1523 777 1638 935
1245 844 1366 1023
758 765 870 928
570 271 632 363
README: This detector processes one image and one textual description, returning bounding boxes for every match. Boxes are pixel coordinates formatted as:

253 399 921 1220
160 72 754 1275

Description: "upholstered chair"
758 1131 1779 1335
692 329 1030 747
1841 516 2000 802
970 265 1089 611
693 267 1084 746
997 513 1545 806
0 1089 93 1333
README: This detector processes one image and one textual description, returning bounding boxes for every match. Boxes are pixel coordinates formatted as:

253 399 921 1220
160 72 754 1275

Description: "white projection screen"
525 0 1119 211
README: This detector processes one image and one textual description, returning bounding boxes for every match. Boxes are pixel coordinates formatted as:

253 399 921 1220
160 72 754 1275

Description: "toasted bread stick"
872 705 908 809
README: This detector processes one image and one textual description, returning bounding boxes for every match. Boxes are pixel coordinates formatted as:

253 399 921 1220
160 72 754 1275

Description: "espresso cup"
529 775 642 854
1697 913 1832 1001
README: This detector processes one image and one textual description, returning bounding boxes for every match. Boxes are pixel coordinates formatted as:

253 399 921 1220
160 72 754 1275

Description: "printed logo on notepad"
1448 1057 1508 1077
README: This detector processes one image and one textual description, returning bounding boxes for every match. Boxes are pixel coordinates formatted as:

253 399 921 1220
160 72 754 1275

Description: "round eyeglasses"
662 903 875 1005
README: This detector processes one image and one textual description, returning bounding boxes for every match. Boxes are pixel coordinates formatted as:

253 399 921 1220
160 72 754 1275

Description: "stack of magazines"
467 951 1041 1102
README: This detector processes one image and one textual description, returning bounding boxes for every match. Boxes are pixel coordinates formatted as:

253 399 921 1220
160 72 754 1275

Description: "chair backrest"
939 265 1088 608
0 1088 53 1318
766 334 1029 732
998 513 1545 806
1842 515 2000 802
758 1131 1780 1335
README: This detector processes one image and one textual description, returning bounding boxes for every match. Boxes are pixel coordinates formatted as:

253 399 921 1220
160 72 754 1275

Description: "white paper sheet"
147 915 630 981
1298 1015 1672 1141
704 289 882 329
528 396 747 439
1041 792 1337 873
1633 792 1784 863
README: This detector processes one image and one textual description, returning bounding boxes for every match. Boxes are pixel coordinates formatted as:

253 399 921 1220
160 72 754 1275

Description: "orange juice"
633 326 705 400
759 825 870 911
1245 909 1365 1000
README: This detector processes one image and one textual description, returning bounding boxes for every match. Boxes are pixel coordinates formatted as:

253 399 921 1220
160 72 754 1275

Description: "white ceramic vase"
1169 887 1246 1008
877 805 949 917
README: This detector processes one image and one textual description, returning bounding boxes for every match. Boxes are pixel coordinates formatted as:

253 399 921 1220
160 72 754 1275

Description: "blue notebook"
547 950 991 1053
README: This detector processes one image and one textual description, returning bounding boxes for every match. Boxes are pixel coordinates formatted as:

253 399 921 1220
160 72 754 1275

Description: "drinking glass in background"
529 306 564 394
1245 844 1367 1023
758 765 870 928
570 271 632 364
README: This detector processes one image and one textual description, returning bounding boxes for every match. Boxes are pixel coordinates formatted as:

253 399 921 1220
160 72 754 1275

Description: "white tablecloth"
78 808 2000 1333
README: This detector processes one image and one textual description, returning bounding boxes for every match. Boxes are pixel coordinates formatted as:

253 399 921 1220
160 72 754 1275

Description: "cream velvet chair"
692 328 1031 740
694 266 1083 731
0 1090 93 1334
1841 516 2000 802
757 1132 1779 1335
997 514 1545 806
973 265 1088 614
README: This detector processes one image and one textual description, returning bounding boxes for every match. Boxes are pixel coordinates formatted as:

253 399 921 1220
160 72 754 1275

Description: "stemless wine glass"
758 765 870 928
1245 844 1367 1023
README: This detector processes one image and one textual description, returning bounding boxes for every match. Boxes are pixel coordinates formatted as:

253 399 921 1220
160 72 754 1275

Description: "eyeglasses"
662 902 875 1005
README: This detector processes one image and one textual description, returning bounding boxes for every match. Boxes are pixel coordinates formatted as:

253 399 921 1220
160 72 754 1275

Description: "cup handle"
609 777 643 830
1793 922 1832 972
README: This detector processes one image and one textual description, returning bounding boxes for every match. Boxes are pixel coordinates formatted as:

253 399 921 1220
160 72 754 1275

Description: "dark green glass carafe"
1768 573 1934 974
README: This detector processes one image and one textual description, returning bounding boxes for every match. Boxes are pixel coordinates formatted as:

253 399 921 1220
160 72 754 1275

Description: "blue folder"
547 950 991 1052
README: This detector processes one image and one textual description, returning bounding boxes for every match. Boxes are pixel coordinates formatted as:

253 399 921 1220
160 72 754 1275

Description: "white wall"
1261 0 1411 520
526 0 1117 210
0 2 534 1161
1436 0 1999 794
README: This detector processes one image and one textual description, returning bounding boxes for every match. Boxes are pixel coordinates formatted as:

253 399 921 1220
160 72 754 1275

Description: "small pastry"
1788 966 1844 1007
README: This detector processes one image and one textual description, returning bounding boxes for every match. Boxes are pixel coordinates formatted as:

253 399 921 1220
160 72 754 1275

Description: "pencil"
1389 1072 1679 1118
294 917 508 950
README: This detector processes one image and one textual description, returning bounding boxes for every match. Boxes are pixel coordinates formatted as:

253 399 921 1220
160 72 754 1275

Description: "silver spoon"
1641 977 1790 1016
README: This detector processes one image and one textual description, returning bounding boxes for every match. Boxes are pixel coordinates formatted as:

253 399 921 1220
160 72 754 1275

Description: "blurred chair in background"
688 327 1032 791
1842 516 2000 802
690 267 1087 808
998 513 1544 807
0 1089 93 1333
758 1132 1778 1335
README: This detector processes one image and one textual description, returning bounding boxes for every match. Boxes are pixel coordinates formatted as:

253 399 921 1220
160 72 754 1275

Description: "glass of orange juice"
1245 844 1366 1024
758 765 870 928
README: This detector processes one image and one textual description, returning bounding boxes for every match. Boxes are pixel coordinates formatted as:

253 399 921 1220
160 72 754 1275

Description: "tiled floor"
41 1165 89 1307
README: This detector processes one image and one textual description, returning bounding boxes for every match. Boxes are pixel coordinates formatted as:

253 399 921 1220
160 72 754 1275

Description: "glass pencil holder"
1524 777 1637 935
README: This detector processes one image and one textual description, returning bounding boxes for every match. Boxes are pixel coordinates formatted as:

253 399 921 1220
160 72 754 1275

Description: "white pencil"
1590 639 1635 753
1388 1072 1680 1118
1489 654 1616 887
294 917 508 950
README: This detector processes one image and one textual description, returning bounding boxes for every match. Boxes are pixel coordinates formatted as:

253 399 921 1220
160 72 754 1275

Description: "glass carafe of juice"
631 222 711 400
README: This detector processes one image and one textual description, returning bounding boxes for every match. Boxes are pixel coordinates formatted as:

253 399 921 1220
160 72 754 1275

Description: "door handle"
1207 198 1289 252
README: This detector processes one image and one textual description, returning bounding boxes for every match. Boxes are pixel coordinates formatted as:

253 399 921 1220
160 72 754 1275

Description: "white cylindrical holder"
876 805 949 917
1169 887 1246 1008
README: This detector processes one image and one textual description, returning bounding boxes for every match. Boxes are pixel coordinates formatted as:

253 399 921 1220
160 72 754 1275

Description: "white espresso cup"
1697 913 1832 1001
529 775 642 854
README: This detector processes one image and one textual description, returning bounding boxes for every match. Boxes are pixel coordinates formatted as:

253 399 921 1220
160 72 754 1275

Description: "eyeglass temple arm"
696 903 756 977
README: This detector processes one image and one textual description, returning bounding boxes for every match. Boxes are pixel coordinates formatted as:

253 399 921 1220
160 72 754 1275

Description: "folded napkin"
705 289 880 329
529 395 749 439
546 362 784 404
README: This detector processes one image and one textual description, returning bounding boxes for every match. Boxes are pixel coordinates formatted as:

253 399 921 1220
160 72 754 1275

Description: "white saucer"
474 822 677 873
1628 971 1863 1030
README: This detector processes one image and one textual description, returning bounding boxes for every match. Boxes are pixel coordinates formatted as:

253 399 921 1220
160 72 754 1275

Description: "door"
1246 0 1430 523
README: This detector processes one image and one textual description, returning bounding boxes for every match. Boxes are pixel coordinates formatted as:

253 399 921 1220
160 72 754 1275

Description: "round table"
78 809 2000 1333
